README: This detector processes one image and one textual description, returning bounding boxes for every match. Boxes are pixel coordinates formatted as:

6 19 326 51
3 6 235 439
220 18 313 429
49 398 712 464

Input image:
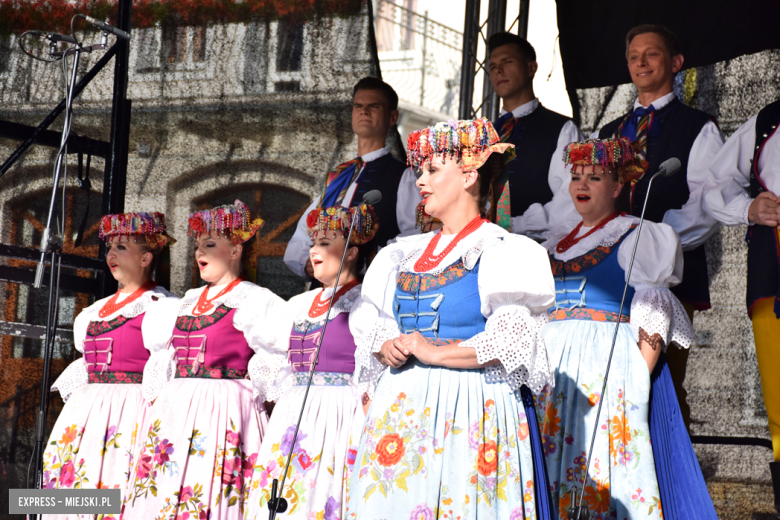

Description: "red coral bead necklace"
555 212 620 253
99 280 156 318
414 215 487 272
193 277 243 316
308 278 361 318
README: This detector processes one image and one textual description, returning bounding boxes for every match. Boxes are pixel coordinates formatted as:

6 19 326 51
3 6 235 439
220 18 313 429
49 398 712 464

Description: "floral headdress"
188 199 264 244
563 137 644 184
99 212 175 250
415 201 442 233
407 118 514 171
305 205 379 245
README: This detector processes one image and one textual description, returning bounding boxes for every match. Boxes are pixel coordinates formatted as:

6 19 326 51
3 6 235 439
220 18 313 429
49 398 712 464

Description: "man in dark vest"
594 25 723 427
284 77 420 278
487 32 583 238
703 99 780 514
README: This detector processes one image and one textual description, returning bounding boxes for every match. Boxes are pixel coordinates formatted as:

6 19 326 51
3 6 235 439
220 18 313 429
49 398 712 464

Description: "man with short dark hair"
593 24 724 427
487 32 583 238
284 77 420 278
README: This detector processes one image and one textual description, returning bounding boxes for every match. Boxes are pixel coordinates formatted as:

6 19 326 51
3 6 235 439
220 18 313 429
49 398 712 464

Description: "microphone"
267 190 383 520
568 159 679 520
363 189 382 206
657 157 681 177
29 31 77 44
82 16 131 41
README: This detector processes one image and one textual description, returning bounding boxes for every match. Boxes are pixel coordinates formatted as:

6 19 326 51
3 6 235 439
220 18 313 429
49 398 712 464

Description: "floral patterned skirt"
245 372 365 520
345 359 548 520
537 320 661 520
41 382 148 520
121 378 268 520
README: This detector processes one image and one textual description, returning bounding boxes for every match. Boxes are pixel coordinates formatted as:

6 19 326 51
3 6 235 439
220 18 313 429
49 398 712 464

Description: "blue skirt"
345 359 553 520
649 352 718 519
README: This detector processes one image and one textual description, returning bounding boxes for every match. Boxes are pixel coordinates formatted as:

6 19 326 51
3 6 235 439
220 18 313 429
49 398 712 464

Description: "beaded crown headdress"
99 212 175 250
407 118 514 171
188 199 264 244
563 137 643 184
305 205 379 245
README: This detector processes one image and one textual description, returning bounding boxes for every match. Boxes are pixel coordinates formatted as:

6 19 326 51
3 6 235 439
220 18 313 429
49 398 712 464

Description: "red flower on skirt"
476 441 498 476
375 433 405 467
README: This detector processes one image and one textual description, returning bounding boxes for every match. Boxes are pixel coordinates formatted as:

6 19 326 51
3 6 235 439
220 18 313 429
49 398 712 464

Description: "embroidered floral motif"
88 371 143 384
293 371 353 386
253 424 324 515
41 424 88 489
175 304 232 331
396 259 474 293
549 245 614 277
86 316 130 337
548 308 629 324
128 419 179 506
175 365 247 380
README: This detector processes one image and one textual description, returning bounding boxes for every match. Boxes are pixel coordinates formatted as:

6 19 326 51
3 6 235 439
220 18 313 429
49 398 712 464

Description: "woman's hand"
397 332 439 366
374 338 411 368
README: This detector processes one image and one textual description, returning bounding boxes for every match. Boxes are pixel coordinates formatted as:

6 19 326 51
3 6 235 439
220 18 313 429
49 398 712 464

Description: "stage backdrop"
0 0 388 510
556 1 780 515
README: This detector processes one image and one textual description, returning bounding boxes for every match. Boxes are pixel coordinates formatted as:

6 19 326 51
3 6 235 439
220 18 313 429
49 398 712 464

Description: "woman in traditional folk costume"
537 137 715 519
247 204 379 520
42 212 178 518
345 118 556 520
122 200 286 520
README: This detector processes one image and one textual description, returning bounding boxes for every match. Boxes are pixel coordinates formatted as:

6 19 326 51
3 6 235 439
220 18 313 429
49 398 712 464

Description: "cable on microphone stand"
567 158 681 520
267 190 383 520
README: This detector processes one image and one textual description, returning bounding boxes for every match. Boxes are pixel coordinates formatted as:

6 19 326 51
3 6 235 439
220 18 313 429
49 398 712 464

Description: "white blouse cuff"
354 317 399 399
630 287 695 350
142 347 176 402
459 304 553 394
51 358 89 402
248 350 289 403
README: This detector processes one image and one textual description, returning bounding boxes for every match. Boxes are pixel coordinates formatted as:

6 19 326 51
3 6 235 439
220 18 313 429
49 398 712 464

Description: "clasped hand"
748 191 780 227
376 332 438 368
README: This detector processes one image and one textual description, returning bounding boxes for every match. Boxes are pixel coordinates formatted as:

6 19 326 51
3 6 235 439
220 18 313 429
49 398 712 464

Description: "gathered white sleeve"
458 234 556 394
395 167 424 239
702 116 757 226
283 196 319 277
512 120 584 239
351 247 402 398
662 121 724 250
141 297 181 402
617 221 695 350
51 303 94 401
236 287 289 403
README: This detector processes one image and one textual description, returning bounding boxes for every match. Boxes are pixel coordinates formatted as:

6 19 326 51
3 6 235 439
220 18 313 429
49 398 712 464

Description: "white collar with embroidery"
500 98 540 119
86 286 174 321
392 223 507 275
542 215 639 262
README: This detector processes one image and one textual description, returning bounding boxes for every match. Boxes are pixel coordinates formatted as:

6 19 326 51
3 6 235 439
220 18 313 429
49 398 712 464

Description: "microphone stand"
267 200 364 520
19 23 109 511
568 163 676 520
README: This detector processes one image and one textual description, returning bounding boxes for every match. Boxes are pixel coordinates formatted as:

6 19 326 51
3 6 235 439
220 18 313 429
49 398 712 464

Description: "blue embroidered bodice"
549 228 637 319
393 259 486 341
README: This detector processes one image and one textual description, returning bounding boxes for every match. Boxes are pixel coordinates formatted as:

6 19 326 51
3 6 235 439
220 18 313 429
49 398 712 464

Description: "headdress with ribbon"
406 118 514 171
305 204 379 245
563 137 644 184
415 201 442 234
188 199 264 245
99 212 175 250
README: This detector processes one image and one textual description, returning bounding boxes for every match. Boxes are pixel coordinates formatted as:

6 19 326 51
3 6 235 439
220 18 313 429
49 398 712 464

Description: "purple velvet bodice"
172 306 253 373
288 312 357 373
84 314 148 374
